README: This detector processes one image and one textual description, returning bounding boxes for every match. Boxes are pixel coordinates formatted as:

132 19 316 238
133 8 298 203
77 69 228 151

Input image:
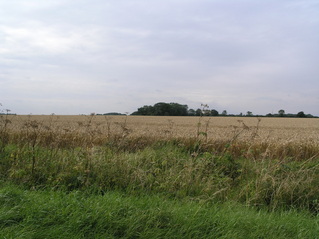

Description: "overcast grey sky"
1 0 319 115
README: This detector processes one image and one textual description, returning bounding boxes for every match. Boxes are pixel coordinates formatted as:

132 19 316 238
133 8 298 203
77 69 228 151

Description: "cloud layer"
1 0 319 115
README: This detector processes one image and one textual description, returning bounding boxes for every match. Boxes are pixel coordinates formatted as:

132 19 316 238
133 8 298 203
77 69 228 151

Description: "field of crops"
6 114 319 143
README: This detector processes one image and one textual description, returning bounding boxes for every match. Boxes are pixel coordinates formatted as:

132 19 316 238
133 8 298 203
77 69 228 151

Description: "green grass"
1 140 319 213
1 183 318 239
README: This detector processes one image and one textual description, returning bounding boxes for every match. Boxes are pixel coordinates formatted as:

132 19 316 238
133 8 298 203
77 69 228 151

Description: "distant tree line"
264 110 314 118
131 103 317 118
96 112 126 116
0 113 16 115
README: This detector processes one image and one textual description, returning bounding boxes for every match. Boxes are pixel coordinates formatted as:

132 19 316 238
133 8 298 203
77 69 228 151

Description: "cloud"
0 23 102 58
1 0 319 115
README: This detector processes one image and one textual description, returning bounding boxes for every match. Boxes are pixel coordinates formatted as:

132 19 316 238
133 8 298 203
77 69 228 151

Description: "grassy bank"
1 139 319 213
1 183 318 239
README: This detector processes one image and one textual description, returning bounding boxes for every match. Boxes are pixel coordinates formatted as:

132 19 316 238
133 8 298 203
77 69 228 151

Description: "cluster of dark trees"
131 102 229 116
131 102 317 118
131 102 189 116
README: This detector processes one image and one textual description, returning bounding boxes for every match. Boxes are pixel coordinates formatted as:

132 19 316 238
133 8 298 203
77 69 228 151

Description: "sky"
1 0 319 115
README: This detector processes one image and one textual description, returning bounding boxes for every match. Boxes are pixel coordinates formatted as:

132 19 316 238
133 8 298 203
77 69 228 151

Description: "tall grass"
1 183 318 239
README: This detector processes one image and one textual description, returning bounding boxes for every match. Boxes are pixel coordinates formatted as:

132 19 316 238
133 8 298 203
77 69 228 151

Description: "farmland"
1 115 319 238
4 114 319 142
3 115 318 160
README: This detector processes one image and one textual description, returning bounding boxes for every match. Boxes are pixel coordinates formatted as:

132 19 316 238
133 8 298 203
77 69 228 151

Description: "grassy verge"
1 183 318 239
1 140 319 213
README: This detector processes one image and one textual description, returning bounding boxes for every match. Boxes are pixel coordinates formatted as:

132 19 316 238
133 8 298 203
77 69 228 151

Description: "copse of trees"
131 102 223 117
131 102 188 116
131 102 317 118
132 102 222 117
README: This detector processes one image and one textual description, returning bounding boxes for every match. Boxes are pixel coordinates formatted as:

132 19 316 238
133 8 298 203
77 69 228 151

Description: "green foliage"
211 109 219 116
195 108 202 116
278 109 285 116
132 102 188 116
246 111 253 116
187 108 196 116
131 105 155 115
297 111 306 118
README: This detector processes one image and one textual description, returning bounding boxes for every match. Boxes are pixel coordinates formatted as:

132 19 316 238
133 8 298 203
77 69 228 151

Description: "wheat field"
6 114 319 143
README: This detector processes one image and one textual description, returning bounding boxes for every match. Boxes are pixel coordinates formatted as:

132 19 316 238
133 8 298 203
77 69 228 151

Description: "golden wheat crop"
5 114 319 144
